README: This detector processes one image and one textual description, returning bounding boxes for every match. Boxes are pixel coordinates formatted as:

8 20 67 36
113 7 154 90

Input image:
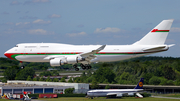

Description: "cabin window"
40 46 49 48
25 46 36 48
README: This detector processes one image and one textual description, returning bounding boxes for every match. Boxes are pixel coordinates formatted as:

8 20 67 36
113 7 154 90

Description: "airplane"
86 78 144 98
4 19 174 71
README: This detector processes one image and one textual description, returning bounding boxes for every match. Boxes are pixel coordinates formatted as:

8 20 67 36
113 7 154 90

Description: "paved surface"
59 72 82 75
151 96 180 100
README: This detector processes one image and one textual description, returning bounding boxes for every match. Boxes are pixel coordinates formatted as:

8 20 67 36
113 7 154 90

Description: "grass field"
153 93 180 98
0 97 180 101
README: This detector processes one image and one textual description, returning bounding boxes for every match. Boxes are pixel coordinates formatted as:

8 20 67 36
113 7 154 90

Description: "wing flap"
80 45 106 62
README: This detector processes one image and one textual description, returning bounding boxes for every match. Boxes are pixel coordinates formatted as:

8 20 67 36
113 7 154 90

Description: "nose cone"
4 50 15 60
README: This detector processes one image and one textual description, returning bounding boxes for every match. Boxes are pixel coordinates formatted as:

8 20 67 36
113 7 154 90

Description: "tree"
40 71 52 76
105 85 110 89
15 67 35 80
26 76 32 81
46 76 51 82
93 67 116 83
149 76 161 85
39 76 44 81
3 66 20 80
60 77 66 82
64 88 74 94
53 78 59 82
33 77 38 81
90 78 98 89
68 77 73 83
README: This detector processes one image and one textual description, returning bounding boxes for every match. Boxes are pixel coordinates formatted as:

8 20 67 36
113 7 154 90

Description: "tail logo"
139 82 143 87
151 29 169 32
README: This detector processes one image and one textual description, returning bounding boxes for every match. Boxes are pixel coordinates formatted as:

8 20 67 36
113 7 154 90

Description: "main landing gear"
73 63 92 71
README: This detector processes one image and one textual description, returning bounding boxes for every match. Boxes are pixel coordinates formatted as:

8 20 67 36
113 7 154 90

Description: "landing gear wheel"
85 64 91 70
20 61 25 69
21 66 25 69
75 68 79 71
88 65 92 69
73 64 79 71
73 64 77 68
80 64 86 70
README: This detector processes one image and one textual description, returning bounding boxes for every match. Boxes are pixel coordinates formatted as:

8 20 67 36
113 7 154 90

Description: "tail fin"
133 19 174 45
134 78 144 89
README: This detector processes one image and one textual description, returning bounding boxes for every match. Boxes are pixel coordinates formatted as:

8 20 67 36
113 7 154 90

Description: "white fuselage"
87 89 143 97
4 43 168 64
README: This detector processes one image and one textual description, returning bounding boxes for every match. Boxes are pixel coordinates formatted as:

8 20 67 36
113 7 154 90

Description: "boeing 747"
4 19 174 71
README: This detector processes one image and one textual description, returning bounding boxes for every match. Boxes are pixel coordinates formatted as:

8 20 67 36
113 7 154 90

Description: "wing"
79 45 106 62
107 93 123 97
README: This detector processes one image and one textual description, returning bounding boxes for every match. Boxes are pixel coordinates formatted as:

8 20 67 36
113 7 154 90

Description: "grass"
0 97 180 101
152 93 180 98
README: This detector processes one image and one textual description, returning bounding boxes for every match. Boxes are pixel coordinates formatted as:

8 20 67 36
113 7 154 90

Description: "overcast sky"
0 0 180 57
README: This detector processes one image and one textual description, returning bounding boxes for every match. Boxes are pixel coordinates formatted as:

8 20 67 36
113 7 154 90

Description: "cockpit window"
15 45 18 47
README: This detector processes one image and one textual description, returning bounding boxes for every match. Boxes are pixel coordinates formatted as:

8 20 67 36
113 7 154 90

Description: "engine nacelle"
50 58 67 66
67 56 85 64
50 56 85 66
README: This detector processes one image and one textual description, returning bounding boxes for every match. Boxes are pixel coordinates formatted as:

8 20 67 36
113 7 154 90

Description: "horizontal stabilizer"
136 93 143 98
168 44 175 47
143 46 166 51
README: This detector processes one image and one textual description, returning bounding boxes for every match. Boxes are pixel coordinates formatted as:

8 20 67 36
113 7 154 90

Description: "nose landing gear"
20 61 25 69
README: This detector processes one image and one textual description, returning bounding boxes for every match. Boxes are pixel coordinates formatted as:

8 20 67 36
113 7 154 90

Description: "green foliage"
57 94 86 97
93 67 116 83
39 76 44 81
68 77 73 83
1 56 180 86
3 66 20 80
105 85 110 89
40 71 52 76
26 76 32 81
64 88 74 94
53 78 59 82
33 77 38 81
149 76 161 85
46 76 51 82
15 67 35 80
60 77 66 82
90 78 98 89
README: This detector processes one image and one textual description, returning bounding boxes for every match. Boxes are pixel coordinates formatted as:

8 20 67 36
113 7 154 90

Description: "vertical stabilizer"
134 78 144 89
133 19 174 45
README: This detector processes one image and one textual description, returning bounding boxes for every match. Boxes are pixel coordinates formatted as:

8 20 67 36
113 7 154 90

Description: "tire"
75 68 79 71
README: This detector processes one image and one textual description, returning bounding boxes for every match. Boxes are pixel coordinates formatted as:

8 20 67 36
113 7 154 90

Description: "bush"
64 88 74 94
28 94 39 98
28 93 86 98
149 76 161 85
141 92 151 97
57 94 86 97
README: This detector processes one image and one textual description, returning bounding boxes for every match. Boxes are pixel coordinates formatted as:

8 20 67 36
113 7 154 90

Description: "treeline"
70 56 180 86
1 57 180 86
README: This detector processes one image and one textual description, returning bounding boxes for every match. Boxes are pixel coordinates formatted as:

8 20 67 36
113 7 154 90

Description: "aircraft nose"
4 52 10 58
4 50 14 60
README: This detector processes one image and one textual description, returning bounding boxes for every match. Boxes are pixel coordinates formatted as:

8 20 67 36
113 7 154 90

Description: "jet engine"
50 56 85 66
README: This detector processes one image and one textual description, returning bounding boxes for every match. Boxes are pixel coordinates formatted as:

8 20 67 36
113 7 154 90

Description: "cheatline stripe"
5 50 167 60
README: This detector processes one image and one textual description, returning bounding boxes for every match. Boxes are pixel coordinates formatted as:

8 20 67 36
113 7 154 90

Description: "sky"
0 0 180 57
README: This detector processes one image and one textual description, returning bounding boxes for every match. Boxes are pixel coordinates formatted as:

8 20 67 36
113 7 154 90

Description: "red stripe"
4 53 15 60
151 29 169 32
